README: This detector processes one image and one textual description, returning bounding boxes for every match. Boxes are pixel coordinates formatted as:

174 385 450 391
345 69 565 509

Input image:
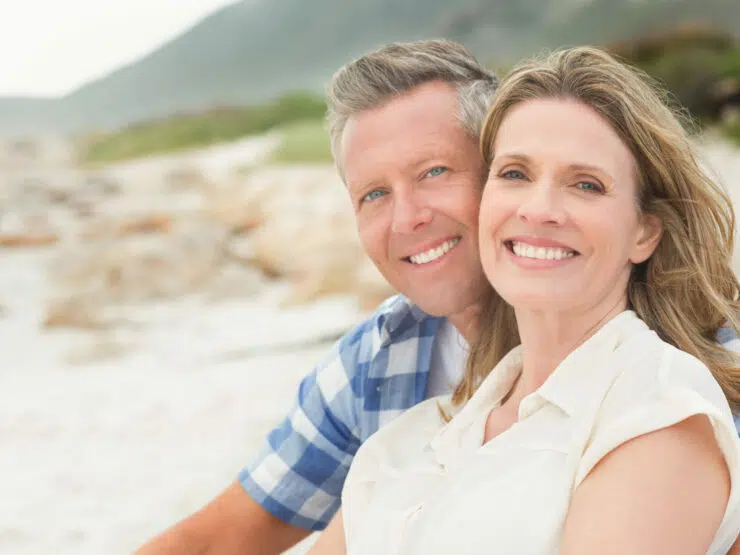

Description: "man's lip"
400 236 461 260
504 235 578 252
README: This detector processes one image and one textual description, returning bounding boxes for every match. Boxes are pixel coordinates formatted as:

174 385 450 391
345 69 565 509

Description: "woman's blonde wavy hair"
452 46 740 413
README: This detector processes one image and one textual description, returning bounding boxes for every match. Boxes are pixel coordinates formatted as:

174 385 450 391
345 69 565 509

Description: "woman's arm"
307 511 346 555
560 414 730 554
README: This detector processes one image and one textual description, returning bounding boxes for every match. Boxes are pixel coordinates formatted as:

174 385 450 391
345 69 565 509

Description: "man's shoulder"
339 294 444 352
323 294 444 384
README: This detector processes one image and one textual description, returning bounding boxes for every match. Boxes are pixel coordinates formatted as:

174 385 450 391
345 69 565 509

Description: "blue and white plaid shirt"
239 294 740 531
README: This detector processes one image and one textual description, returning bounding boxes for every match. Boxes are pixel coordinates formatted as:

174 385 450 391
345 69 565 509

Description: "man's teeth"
409 238 460 265
511 241 575 260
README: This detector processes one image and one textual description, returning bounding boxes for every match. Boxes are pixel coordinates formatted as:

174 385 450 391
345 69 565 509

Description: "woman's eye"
501 169 526 180
576 181 603 193
426 166 447 178
362 189 386 203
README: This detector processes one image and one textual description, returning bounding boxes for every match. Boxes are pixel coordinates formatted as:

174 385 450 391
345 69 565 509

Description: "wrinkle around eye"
425 166 448 178
360 189 387 204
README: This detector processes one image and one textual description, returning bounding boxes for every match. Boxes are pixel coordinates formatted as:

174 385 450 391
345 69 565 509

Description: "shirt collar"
378 295 444 348
522 310 647 418
430 345 523 457
429 311 648 468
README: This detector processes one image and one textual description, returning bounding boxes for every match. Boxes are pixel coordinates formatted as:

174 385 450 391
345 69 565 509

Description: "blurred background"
1 1 739 553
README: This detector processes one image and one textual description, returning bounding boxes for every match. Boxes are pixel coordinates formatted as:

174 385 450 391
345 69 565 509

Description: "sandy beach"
0 247 362 554
1 133 739 555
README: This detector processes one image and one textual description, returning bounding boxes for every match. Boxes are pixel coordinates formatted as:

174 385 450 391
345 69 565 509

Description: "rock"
0 205 63 248
202 183 263 233
164 165 208 192
238 165 396 306
0 232 59 248
64 333 131 366
223 235 255 266
50 219 229 304
42 296 109 330
204 263 267 302
78 213 174 241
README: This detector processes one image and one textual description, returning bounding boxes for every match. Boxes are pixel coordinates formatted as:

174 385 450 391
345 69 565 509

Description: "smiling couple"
136 40 740 554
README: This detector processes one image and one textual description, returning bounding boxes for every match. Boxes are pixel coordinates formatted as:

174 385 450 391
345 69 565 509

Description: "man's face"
340 81 489 322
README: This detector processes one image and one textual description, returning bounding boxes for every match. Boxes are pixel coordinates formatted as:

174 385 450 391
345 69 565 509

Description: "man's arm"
134 481 310 555
307 511 346 555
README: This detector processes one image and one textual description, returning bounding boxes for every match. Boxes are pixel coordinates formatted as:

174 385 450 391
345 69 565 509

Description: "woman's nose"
516 184 566 226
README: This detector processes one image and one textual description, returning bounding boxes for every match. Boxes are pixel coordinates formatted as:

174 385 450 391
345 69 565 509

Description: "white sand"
1 135 738 555
0 248 359 554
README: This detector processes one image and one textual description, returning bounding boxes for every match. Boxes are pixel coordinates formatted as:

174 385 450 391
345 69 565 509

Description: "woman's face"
479 97 661 315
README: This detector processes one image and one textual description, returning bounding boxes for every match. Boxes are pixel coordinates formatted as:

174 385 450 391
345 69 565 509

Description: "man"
135 40 740 554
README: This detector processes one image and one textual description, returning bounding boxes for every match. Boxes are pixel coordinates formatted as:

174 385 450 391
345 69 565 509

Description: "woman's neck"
511 297 629 402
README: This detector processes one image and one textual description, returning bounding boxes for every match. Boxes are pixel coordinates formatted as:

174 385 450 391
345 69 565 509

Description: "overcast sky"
0 0 238 97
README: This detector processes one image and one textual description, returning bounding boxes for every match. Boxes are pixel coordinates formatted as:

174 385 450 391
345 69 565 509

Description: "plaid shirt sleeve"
238 316 380 531
717 325 740 436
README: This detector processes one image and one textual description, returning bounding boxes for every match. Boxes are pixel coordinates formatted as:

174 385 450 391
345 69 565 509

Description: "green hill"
1 0 738 136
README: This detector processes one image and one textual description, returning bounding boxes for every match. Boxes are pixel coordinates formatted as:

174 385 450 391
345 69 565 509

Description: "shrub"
608 24 740 124
723 120 740 146
82 92 327 164
267 120 334 164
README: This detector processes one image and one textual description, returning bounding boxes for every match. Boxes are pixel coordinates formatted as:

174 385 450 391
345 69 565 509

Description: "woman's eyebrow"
492 152 530 162
567 163 614 182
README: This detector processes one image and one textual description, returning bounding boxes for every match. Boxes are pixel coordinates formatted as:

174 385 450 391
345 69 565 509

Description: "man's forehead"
339 83 475 184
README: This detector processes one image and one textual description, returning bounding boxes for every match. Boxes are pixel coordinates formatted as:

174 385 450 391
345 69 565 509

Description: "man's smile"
404 237 461 265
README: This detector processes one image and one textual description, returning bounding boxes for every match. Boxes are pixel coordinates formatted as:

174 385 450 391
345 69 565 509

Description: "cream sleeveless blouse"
342 311 740 554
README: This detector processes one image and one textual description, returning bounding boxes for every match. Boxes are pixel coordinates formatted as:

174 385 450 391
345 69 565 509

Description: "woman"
312 46 740 554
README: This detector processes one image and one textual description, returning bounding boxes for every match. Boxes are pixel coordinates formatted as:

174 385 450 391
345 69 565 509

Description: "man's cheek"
358 225 387 264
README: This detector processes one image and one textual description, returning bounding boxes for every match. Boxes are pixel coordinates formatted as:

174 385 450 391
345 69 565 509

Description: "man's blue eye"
426 167 447 177
362 189 385 202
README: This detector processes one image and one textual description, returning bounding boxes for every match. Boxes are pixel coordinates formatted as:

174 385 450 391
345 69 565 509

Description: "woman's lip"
504 244 578 268
504 235 578 252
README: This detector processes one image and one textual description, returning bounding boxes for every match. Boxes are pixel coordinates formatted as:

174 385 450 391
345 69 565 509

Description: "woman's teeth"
510 241 575 260
409 237 460 265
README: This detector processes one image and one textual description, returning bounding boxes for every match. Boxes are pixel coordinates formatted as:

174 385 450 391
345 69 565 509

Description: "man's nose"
391 188 433 234
517 183 566 226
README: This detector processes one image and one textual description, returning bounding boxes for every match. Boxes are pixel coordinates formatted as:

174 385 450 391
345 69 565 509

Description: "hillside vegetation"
2 0 739 135
82 93 326 164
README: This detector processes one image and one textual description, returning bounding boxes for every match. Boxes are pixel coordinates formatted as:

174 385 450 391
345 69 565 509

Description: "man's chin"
409 294 470 318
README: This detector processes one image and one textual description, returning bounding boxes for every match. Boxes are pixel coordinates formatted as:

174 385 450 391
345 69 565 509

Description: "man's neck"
447 303 483 344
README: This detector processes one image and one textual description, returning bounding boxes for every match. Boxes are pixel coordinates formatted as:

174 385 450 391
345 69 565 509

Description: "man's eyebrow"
346 179 381 195
407 149 458 170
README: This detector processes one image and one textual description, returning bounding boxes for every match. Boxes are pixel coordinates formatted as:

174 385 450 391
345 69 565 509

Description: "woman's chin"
502 292 574 313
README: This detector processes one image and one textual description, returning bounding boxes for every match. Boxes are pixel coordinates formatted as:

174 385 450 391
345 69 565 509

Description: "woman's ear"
630 213 663 264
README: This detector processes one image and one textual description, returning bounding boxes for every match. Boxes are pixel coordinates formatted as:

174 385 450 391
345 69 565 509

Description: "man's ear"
630 213 663 264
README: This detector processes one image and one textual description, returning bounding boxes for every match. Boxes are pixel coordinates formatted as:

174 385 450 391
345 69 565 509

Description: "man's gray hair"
326 39 499 167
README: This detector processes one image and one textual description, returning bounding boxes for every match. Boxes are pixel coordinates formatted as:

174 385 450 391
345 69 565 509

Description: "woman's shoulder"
574 329 738 486
592 330 735 445
613 331 729 407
